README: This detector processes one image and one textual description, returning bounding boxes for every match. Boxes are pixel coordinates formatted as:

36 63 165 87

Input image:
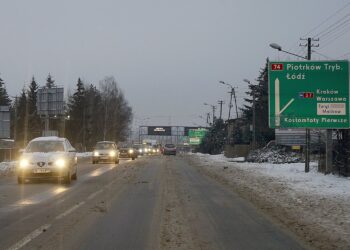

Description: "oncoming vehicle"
17 137 78 184
133 144 144 156
119 147 137 160
92 141 120 164
163 144 177 156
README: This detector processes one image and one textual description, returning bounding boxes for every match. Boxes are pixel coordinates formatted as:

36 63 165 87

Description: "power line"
316 14 350 39
337 50 350 58
320 25 350 49
311 50 334 60
303 1 350 37
286 3 350 61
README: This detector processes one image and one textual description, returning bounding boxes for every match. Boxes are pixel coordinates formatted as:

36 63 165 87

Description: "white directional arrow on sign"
274 78 295 127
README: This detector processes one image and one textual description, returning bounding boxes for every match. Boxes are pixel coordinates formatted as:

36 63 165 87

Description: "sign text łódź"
268 61 349 129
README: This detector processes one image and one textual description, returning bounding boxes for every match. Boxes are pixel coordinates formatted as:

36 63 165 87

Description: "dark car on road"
163 144 177 156
119 147 137 160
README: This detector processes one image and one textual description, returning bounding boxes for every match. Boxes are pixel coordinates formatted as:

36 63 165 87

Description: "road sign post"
269 60 349 172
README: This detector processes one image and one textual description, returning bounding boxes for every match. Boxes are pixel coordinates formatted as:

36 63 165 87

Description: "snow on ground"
195 153 350 199
76 152 92 158
189 153 350 250
0 162 17 176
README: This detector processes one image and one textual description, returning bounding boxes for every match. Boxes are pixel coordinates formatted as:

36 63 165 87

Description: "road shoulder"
186 154 350 250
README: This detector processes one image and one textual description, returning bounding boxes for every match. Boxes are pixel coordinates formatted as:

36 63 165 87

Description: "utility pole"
23 97 29 147
300 37 319 173
103 99 107 141
13 96 18 143
206 112 211 126
252 90 256 149
232 88 239 119
228 89 233 120
218 100 224 120
212 106 216 124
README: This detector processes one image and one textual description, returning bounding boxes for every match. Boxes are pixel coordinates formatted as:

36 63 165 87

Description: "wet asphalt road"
0 155 306 250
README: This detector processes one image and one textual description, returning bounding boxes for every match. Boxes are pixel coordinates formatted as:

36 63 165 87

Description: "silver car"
92 141 120 164
17 137 78 184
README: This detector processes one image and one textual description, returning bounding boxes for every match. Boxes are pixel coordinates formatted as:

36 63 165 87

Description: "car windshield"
26 141 65 153
95 143 115 150
165 144 175 148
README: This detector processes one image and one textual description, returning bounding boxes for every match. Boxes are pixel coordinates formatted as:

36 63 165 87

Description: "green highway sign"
188 128 207 145
268 60 350 129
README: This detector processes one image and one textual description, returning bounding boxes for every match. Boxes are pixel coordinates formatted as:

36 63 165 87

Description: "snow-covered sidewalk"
188 153 350 250
0 162 17 177
76 152 92 158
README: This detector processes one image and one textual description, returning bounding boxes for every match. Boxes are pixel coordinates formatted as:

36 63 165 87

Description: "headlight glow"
19 159 29 169
157 149 159 152
94 151 99 157
144 148 148 153
109 151 116 157
152 149 156 153
139 149 142 153
128 149 134 154
55 159 65 168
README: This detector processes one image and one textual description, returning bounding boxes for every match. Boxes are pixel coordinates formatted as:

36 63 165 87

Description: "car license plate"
100 156 109 160
33 168 51 173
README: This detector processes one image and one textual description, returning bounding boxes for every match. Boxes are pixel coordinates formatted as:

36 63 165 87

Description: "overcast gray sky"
1 0 350 128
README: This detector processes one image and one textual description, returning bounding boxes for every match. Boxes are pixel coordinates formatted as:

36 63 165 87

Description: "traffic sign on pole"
269 60 350 129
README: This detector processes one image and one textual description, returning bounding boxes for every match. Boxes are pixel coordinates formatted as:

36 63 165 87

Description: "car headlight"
139 149 142 153
19 159 29 169
144 148 148 153
109 151 116 157
128 149 134 154
94 151 99 157
55 159 65 168
152 149 156 153
156 149 159 152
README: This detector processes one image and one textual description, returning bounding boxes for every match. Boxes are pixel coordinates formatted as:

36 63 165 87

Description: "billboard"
0 106 10 139
269 60 349 129
37 87 65 116
147 126 172 136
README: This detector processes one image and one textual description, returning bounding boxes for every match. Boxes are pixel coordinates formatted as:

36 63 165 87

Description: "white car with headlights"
92 141 120 164
17 137 78 184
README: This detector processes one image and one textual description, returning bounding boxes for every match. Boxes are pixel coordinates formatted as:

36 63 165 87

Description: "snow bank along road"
0 156 306 250
190 153 350 250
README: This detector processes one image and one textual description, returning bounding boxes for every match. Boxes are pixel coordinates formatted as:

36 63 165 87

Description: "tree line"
0 74 133 151
199 58 274 154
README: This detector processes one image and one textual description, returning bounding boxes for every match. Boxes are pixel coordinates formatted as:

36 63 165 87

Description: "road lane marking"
6 224 51 250
16 187 68 206
88 165 116 177
55 201 85 220
3 162 131 250
4 165 119 211
87 189 103 200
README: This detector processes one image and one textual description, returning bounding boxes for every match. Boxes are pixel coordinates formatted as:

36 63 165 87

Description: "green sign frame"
268 60 350 129
188 129 207 145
